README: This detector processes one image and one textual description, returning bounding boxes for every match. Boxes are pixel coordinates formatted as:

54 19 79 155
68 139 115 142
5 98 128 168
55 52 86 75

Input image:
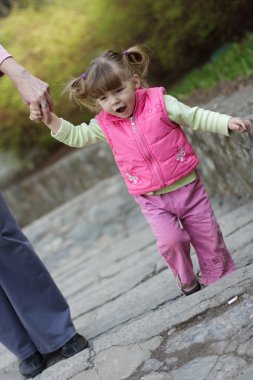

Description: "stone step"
0 174 252 379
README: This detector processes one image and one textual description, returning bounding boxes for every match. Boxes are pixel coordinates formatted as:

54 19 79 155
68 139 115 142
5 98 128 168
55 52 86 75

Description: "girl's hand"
29 105 62 134
29 103 43 123
228 117 252 133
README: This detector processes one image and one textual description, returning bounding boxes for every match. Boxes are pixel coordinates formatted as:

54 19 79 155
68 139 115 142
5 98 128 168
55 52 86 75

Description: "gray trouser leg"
0 193 76 359
0 286 37 359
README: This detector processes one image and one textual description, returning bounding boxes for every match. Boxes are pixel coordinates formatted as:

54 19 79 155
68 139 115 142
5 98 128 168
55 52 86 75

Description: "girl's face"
96 75 141 118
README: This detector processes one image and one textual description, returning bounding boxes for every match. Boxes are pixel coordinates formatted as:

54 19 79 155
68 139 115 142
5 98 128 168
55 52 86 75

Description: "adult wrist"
0 57 29 84
0 55 12 77
0 45 12 76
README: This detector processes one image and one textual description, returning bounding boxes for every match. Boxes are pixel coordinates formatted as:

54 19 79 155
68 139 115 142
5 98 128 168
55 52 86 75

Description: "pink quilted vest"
96 87 199 195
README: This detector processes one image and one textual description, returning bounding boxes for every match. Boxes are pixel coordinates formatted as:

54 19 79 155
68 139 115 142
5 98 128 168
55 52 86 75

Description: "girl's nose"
110 95 119 106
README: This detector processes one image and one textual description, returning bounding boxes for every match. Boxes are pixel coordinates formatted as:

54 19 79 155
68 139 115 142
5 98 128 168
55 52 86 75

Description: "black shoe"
61 334 89 358
19 351 45 378
181 278 201 296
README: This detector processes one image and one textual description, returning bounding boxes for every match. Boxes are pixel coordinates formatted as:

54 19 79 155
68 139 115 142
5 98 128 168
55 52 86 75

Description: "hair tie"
122 50 129 56
80 73 87 79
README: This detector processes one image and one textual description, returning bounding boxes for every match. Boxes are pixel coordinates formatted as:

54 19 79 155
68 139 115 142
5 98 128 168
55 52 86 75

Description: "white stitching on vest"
176 146 186 162
126 172 139 184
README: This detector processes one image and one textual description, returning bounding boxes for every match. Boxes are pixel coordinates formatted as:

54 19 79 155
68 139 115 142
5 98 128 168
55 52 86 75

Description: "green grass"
170 33 253 99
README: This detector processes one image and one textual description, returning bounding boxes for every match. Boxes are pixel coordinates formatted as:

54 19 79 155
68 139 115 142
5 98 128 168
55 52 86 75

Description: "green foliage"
1 0 253 161
0 0 11 17
0 1 92 156
146 0 253 81
170 33 253 98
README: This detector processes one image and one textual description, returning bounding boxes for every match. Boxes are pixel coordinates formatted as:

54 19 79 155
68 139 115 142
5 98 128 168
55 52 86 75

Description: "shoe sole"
61 339 89 358
181 281 201 296
20 365 44 379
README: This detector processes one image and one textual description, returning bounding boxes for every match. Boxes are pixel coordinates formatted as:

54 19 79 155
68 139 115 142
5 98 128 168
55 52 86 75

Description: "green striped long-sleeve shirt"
52 95 231 194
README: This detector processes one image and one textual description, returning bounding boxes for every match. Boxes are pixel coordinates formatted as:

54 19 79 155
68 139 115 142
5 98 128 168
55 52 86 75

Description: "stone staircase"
0 174 252 380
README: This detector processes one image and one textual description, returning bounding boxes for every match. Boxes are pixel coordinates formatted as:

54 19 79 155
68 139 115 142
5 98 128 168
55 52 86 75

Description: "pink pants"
134 175 236 286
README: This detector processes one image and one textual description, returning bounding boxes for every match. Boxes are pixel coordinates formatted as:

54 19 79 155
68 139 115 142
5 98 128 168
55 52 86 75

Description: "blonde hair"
65 45 150 112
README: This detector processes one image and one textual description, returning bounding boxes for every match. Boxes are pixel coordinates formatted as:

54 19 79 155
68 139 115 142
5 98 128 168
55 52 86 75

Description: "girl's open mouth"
116 106 127 113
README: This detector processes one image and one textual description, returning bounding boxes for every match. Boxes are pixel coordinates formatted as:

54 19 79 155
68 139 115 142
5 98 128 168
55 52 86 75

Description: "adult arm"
0 45 12 76
0 44 52 123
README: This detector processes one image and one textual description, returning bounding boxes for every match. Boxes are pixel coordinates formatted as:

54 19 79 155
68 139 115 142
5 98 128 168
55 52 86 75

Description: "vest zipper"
130 116 165 187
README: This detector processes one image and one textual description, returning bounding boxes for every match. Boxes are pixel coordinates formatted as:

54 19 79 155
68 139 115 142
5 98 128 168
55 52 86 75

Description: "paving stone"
39 350 90 380
240 365 253 380
142 358 164 372
75 337 161 380
171 356 218 380
140 372 173 380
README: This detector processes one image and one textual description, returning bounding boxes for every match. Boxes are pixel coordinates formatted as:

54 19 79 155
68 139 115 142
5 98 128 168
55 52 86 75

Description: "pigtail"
63 75 98 112
122 45 150 85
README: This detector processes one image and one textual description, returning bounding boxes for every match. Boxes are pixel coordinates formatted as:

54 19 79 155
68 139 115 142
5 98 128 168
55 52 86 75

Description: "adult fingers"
45 89 53 111
29 114 40 123
40 99 51 123
29 102 40 112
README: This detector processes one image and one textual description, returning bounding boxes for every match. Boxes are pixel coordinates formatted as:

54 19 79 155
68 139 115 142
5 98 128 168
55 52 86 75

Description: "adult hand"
16 70 53 123
0 57 53 123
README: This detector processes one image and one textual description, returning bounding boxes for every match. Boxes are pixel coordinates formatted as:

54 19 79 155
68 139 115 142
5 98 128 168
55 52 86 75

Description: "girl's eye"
99 96 107 101
116 87 124 93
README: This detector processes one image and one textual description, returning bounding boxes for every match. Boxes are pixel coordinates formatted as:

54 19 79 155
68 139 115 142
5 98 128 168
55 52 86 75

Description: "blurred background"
1 0 253 225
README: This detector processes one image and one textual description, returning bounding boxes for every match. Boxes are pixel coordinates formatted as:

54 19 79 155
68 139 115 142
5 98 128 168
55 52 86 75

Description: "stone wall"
2 143 118 226
2 86 253 226
188 86 253 199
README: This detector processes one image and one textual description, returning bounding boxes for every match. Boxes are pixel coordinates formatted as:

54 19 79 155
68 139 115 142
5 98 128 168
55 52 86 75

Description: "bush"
1 0 253 161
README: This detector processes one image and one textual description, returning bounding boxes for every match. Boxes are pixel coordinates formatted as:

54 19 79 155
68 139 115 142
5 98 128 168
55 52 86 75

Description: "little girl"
30 46 252 296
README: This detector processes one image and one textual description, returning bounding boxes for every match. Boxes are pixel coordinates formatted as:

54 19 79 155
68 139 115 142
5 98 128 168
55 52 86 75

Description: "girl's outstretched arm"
30 104 61 134
30 104 106 147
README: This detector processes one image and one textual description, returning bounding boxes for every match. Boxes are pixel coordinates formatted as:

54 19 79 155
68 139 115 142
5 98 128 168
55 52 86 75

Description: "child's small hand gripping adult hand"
29 103 43 123
29 103 61 134
228 117 252 133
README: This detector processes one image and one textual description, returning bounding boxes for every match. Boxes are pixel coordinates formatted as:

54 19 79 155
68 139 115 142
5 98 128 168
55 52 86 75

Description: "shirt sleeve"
51 117 107 147
0 45 12 77
164 94 231 136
